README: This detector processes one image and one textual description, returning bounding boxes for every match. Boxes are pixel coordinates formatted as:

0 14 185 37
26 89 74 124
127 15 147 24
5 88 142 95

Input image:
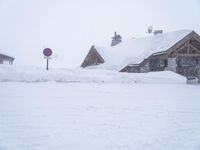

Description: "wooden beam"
193 32 200 43
189 44 200 54
174 54 200 57
175 43 187 53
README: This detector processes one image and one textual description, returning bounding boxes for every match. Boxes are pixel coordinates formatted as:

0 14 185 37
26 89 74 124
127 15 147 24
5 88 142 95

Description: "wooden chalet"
81 30 200 79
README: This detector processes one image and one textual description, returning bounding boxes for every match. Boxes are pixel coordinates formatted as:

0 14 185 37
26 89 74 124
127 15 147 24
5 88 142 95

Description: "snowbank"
0 65 186 84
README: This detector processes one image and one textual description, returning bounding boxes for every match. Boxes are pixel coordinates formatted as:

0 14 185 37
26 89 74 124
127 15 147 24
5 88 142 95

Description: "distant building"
81 30 200 79
0 53 14 65
111 32 122 46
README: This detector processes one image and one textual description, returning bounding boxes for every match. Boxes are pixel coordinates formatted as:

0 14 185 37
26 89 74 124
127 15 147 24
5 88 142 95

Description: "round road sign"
43 48 53 57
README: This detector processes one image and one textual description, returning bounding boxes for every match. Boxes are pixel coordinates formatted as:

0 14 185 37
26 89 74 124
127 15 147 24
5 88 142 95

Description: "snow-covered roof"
0 50 14 58
92 29 193 71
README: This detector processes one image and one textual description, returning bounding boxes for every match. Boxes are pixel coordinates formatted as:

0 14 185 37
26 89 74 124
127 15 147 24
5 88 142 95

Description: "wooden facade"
0 53 14 65
120 31 200 78
81 46 104 68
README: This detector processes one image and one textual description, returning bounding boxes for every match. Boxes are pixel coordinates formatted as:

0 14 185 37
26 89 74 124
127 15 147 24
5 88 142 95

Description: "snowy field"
0 66 200 150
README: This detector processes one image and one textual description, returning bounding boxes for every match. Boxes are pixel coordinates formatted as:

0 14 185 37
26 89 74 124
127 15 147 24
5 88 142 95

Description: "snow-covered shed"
81 30 200 78
0 53 15 65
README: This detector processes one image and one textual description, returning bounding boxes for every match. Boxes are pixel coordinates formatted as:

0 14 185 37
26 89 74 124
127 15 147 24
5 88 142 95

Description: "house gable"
167 31 200 57
81 46 105 68
139 31 200 64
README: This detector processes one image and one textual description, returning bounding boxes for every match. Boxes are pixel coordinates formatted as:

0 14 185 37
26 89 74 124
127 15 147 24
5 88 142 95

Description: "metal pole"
46 58 49 70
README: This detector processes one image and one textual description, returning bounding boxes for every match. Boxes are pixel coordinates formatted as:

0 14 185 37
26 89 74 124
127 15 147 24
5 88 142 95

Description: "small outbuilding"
0 53 15 65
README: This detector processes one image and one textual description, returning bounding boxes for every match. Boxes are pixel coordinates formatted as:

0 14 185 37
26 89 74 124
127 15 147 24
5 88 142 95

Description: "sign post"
43 48 53 71
46 58 49 70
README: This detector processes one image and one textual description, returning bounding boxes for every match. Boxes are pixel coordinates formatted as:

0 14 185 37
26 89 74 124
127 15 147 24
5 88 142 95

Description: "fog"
0 0 199 68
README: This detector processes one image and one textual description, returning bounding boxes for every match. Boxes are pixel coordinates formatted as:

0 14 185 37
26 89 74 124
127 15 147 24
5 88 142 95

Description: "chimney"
111 32 122 46
114 32 117 37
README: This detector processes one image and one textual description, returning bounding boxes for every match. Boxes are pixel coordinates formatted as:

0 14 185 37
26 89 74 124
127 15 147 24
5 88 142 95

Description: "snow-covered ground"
0 65 200 150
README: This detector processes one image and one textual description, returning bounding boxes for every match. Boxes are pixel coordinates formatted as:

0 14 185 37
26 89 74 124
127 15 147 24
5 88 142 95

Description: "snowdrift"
0 65 186 84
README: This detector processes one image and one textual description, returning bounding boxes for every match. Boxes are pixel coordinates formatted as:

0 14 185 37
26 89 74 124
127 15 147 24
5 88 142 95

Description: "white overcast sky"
0 0 200 68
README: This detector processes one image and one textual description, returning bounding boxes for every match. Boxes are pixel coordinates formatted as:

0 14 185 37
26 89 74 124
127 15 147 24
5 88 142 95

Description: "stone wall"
0 57 3 64
140 62 150 73
165 58 177 72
